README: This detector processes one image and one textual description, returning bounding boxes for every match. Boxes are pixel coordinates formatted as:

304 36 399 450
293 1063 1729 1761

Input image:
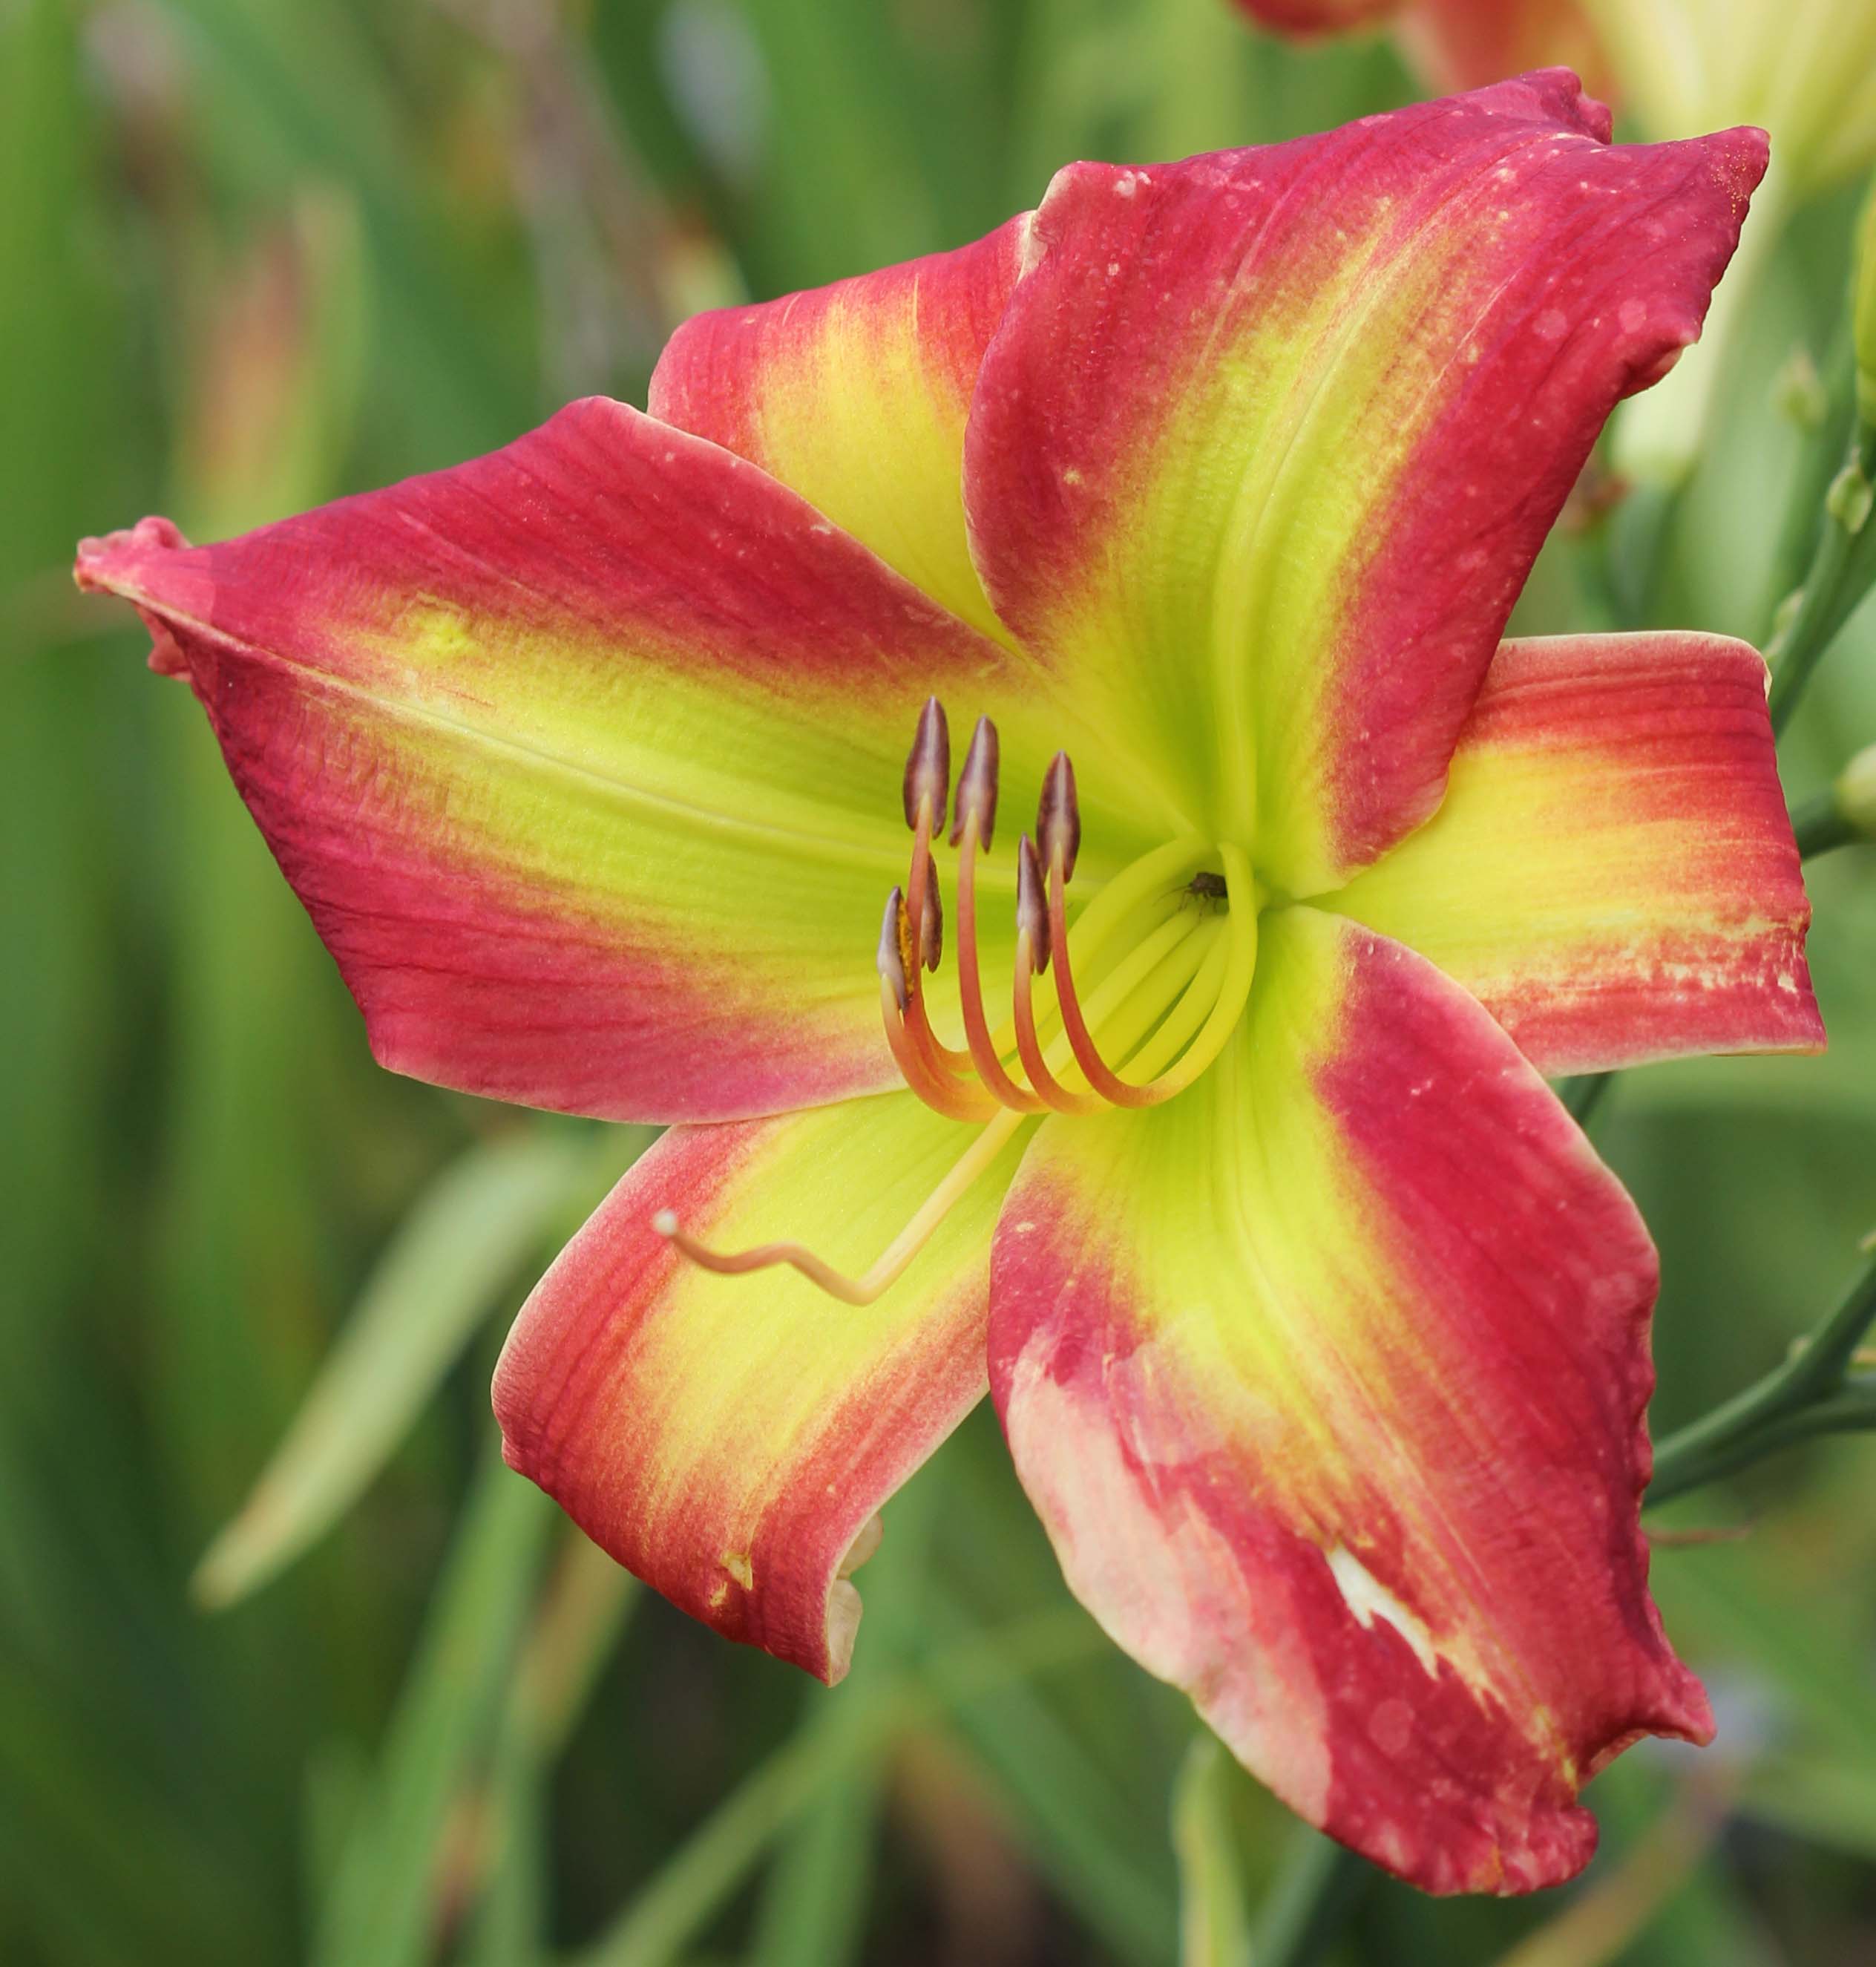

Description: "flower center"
654 699 1259 1306
879 701 1259 1124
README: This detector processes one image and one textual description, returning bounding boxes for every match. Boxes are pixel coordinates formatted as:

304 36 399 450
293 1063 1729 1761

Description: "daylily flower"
76 75 1823 1894
1236 0 1876 479
1237 0 1607 98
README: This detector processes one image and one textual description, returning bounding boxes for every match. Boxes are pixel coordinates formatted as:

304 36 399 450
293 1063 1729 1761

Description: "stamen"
920 860 943 973
1037 750 1080 882
1040 835 1259 1107
878 886 997 1119
882 974 1000 1123
1016 834 1052 974
902 696 950 833
948 716 1000 849
655 1108 1024 1306
1014 905 1203 1116
1046 849 1167 1108
955 805 1046 1113
898 698 973 1075
1138 840 1260 1099
876 887 909 1014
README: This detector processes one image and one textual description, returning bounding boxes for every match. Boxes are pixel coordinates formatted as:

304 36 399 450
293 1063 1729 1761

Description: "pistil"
653 1108 1026 1306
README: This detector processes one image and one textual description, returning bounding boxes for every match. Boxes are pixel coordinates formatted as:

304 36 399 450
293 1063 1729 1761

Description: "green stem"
1561 1072 1614 1127
1791 788 1860 859
1766 425 1876 736
574 1607 1103 1967
1649 1258 1876 1502
1248 1826 1372 1967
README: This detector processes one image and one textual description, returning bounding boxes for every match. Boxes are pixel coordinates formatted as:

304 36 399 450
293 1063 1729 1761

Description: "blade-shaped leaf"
195 1127 605 1608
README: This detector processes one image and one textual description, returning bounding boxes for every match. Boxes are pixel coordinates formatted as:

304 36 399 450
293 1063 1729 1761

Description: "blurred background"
7 1 1876 1962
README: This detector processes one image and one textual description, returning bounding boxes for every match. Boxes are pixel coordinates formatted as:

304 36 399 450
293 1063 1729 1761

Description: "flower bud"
1837 742 1876 837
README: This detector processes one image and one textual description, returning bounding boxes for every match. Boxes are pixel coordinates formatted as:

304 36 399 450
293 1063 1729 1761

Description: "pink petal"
76 400 1037 1125
1328 632 1823 1073
991 906 1708 1894
496 1092 1023 1679
962 75 1768 894
650 215 1030 641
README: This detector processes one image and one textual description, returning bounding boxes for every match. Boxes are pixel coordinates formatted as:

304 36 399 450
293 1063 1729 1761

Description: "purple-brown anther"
876 886 910 1012
1037 750 1080 880
948 714 1001 849
920 860 944 972
1016 834 1051 974
902 696 951 831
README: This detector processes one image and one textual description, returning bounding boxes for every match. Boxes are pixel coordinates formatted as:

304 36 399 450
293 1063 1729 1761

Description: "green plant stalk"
1790 788 1860 859
1247 1824 1373 1967
575 1606 1104 1967
1767 424 1876 735
1649 1259 1876 1502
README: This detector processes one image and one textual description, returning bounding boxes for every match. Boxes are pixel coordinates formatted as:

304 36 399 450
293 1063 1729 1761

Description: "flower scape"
76 72 1821 1896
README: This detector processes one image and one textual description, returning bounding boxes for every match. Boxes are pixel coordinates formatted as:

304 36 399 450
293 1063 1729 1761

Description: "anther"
1017 834 1052 974
948 715 1000 849
1037 751 1080 882
902 696 950 832
920 861 943 972
876 887 910 1012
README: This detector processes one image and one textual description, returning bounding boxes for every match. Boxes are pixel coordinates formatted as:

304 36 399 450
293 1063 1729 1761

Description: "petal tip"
73 514 192 592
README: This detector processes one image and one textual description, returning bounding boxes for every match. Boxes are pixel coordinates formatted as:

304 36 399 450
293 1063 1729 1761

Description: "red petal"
990 907 1708 1894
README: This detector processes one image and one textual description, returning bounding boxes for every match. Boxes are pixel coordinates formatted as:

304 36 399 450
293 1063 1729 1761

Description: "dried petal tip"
1037 750 1080 880
876 886 911 1011
837 1513 883 1579
651 1208 680 1238
920 861 944 973
1017 834 1052 974
902 696 951 831
948 715 1001 848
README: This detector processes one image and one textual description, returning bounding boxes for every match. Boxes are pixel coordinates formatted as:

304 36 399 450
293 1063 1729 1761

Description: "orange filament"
879 976 1000 1123
902 799 974 1076
1011 927 1103 1116
955 811 1047 1113
656 702 1260 1312
1045 850 1189 1107
1014 906 1207 1114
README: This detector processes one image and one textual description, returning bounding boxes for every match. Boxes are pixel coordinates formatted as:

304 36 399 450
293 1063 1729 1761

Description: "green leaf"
1171 1735 1250 1967
312 1447 554 1967
194 1128 595 1609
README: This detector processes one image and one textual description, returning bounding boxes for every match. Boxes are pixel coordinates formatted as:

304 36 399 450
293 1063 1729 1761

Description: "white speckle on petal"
1326 1545 1439 1677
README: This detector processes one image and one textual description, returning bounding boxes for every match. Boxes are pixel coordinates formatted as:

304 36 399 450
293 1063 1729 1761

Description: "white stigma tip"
652 1209 680 1238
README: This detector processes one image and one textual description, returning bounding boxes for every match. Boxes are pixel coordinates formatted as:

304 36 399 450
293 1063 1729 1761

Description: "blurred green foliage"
5 1 1876 1962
